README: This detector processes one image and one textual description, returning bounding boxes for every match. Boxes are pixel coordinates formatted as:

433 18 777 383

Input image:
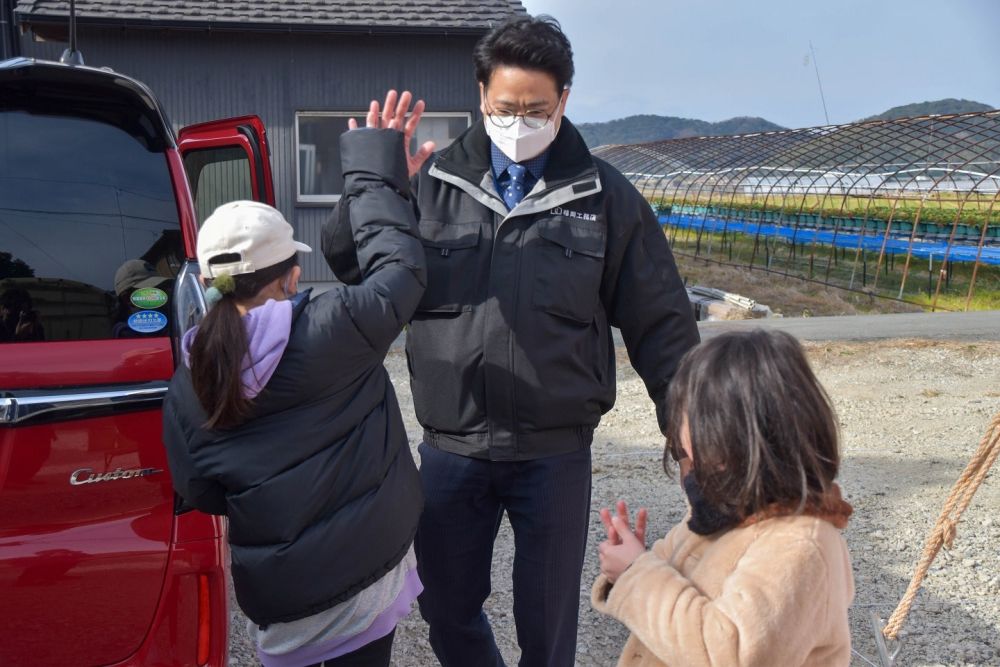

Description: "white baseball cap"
197 201 312 278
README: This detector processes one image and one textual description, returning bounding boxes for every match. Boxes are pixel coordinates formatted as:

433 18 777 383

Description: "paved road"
393 310 1000 350
695 309 1000 342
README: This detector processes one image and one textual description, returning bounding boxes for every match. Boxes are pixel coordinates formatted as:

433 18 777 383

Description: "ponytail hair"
189 254 298 430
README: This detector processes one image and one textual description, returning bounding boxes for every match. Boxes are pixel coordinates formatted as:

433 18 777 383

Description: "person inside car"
0 286 45 342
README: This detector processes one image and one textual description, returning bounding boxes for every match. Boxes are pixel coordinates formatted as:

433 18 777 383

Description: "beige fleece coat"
592 510 854 667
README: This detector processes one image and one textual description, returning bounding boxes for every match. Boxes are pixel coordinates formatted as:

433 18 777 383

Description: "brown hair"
189 254 298 430
664 329 840 518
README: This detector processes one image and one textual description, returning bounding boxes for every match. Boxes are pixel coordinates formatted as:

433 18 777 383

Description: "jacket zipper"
507 211 522 455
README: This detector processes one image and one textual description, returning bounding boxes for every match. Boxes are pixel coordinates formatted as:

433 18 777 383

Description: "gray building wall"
1 0 19 58
19 27 483 281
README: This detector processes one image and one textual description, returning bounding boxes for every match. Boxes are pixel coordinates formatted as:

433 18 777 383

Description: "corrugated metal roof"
15 0 527 31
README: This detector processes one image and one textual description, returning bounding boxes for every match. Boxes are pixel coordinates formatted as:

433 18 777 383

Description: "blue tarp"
659 214 1000 266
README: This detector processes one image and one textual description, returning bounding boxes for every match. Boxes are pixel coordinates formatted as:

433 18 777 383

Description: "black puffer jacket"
163 129 426 625
324 119 699 462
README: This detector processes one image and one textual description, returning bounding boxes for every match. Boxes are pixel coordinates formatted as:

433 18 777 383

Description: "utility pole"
809 41 831 126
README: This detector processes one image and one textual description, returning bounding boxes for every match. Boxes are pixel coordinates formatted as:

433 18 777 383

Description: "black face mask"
683 472 741 536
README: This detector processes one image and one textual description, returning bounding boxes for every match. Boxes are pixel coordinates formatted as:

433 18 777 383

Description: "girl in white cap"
163 91 432 667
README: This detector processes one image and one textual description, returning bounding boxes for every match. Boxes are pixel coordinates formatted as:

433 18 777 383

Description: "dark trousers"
305 628 395 667
415 443 592 667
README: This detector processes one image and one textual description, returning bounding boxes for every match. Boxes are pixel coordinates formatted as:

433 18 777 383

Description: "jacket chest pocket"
531 219 606 324
416 220 482 313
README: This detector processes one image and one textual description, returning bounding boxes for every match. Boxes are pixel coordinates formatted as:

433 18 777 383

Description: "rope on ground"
882 409 1000 641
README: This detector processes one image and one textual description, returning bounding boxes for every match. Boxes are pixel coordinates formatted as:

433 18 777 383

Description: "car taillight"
197 574 212 665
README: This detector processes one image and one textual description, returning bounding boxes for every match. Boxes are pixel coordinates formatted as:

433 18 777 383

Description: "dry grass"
801 339 1000 366
676 256 924 317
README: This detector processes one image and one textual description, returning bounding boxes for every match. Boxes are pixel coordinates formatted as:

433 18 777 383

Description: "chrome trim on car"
0 383 169 425
174 259 207 335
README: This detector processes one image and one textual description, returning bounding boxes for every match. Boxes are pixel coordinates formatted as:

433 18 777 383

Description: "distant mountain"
862 98 995 122
576 114 786 148
578 99 997 149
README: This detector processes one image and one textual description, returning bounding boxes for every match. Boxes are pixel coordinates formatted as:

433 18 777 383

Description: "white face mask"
485 116 557 163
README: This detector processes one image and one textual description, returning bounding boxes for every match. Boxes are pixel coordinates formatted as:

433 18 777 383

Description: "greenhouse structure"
593 110 1000 310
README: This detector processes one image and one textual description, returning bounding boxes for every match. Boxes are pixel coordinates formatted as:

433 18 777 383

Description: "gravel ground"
228 339 1000 667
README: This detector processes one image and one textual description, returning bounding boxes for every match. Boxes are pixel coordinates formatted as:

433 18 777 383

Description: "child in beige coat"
592 330 854 667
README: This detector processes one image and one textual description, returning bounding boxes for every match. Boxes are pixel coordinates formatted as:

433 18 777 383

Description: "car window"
0 111 182 343
183 146 254 225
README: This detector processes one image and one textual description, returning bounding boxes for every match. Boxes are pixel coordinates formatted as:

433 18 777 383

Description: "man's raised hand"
348 89 436 177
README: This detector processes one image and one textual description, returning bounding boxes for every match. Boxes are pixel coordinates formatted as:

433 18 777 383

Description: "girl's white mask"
485 116 557 163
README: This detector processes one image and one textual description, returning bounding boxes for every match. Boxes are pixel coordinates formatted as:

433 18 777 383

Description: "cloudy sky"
518 0 1000 129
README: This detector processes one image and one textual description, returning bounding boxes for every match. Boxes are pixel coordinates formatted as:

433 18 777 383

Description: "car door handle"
0 382 169 426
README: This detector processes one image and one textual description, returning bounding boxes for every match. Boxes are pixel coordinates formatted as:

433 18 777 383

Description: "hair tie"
204 286 223 305
212 273 236 295
204 272 235 307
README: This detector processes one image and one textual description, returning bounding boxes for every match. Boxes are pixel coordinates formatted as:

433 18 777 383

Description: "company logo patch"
128 310 168 334
550 206 598 222
131 287 168 309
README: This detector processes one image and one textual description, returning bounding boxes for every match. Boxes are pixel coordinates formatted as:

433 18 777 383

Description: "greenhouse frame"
594 110 1000 310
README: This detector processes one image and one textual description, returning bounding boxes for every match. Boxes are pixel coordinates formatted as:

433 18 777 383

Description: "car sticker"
130 287 168 309
128 310 168 334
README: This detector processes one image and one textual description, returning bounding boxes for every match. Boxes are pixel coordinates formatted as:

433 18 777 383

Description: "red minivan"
0 57 277 666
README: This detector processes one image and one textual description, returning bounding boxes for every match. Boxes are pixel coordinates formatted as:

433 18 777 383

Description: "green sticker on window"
131 287 168 309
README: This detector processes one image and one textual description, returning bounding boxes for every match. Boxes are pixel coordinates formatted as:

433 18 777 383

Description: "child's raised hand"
600 500 648 545
598 501 649 583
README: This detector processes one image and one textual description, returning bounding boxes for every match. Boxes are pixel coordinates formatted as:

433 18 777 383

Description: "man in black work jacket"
324 15 699 667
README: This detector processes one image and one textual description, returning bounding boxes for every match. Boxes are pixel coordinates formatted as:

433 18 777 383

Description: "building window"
296 111 471 203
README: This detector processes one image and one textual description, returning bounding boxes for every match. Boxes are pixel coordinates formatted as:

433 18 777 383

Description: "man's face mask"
480 72 568 162
484 115 558 163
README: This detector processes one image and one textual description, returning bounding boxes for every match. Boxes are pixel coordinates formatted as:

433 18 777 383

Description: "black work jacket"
326 119 699 461
163 129 426 625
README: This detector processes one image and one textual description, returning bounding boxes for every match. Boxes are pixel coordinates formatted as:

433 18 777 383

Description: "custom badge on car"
70 467 164 486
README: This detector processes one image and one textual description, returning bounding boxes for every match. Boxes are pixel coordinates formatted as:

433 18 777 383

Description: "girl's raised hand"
598 501 648 583
599 500 648 545
598 515 648 584
348 90 436 178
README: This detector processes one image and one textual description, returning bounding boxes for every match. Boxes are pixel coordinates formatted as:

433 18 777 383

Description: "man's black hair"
474 15 575 93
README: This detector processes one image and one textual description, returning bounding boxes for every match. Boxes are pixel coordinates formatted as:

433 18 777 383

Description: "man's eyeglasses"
486 107 555 130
